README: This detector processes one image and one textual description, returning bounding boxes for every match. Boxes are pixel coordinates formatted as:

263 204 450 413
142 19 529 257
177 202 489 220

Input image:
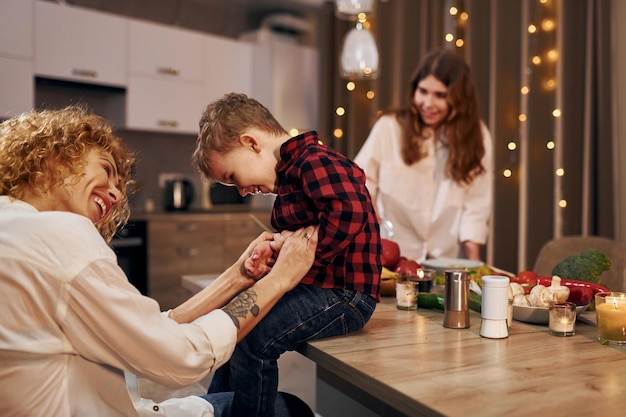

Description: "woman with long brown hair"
355 47 494 261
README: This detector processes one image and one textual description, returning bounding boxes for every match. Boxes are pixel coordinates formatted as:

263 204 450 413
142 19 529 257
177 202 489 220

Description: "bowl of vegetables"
510 273 606 324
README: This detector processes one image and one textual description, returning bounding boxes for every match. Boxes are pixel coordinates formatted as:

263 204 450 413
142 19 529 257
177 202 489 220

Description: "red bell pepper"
534 275 610 294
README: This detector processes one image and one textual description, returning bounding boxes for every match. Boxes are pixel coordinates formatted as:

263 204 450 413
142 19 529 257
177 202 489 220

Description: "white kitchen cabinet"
127 20 206 134
243 29 320 133
34 1 127 87
1 0 33 59
126 76 204 133
0 57 33 118
0 0 34 118
204 34 253 102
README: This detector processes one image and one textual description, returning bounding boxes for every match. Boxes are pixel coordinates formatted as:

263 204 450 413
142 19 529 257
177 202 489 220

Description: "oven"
111 220 148 295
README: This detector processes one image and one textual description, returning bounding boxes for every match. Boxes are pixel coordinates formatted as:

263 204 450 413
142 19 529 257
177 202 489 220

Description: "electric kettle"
164 179 194 211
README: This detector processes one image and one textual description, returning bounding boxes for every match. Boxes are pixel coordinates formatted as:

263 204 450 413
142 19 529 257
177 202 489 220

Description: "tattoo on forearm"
223 290 260 329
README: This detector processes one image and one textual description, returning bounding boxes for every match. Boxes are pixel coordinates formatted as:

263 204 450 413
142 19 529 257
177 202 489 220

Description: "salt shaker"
480 275 510 339
443 269 470 329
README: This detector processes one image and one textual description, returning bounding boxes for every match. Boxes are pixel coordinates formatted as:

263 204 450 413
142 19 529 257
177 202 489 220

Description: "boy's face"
209 144 278 197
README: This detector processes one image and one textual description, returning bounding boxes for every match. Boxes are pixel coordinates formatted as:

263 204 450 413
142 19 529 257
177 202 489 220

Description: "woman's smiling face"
413 75 451 128
49 148 122 224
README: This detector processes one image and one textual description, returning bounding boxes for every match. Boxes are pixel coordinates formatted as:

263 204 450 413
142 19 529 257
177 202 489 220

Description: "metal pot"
164 179 194 211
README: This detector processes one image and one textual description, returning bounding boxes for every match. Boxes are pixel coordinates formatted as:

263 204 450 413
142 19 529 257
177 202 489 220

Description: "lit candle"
396 280 417 310
595 293 626 343
548 302 576 336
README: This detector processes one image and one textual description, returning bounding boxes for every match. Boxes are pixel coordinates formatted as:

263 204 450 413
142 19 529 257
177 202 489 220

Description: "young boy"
192 93 382 417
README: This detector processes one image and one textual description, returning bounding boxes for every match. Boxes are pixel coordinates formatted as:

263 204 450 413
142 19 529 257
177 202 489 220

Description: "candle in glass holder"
548 302 576 336
595 292 626 344
396 278 417 310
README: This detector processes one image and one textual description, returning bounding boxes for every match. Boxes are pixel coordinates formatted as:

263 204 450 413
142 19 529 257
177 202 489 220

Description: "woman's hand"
265 226 318 293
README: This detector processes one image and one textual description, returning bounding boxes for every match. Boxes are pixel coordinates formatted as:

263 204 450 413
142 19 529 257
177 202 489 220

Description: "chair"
533 235 626 292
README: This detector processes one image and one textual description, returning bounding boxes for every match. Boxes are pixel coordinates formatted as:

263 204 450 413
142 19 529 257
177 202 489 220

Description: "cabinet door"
0 0 33 59
205 35 252 102
34 1 127 87
0 57 33 118
126 75 205 133
129 20 205 83
127 20 205 134
148 218 224 309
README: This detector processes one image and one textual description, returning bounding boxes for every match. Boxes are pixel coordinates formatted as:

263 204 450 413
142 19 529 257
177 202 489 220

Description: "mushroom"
528 284 552 307
547 275 570 303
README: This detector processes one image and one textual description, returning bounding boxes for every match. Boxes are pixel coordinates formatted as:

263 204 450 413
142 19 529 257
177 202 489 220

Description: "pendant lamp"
335 0 374 18
340 22 379 79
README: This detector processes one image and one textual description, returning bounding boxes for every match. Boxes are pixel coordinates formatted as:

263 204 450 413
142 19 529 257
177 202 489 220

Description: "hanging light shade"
335 0 374 18
340 23 379 80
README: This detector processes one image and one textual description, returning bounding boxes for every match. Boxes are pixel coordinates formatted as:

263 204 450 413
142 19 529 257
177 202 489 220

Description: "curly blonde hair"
0 106 135 242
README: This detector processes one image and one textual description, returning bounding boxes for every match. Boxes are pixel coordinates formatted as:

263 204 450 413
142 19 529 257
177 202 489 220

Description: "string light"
541 19 555 31
366 90 375 99
335 106 345 116
333 128 343 139
546 140 555 149
552 109 561 117
555 168 565 176
508 141 517 151
503 169 512 178
346 82 355 91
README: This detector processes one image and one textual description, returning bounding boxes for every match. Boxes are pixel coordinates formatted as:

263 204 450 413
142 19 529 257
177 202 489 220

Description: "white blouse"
354 115 494 261
0 196 235 416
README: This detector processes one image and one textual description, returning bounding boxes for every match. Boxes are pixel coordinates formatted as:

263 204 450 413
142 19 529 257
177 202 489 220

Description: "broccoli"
551 248 611 284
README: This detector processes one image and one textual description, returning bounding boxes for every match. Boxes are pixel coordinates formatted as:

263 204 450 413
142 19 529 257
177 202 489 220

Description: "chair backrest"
533 235 626 292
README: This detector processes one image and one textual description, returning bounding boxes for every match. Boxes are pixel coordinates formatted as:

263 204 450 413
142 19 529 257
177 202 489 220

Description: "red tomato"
514 270 538 286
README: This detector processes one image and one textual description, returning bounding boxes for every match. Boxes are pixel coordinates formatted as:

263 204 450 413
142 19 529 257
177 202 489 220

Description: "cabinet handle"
177 223 198 232
157 120 179 128
177 247 199 257
71 68 98 78
157 67 180 76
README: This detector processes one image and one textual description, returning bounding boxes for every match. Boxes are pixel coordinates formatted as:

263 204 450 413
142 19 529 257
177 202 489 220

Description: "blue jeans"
209 285 377 417
203 391 313 417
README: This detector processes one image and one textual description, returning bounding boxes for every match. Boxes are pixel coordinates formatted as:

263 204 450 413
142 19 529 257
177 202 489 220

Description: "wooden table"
298 297 626 417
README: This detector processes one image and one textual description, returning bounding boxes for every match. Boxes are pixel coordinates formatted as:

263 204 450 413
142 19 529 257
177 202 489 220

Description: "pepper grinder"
443 269 470 329
480 275 510 339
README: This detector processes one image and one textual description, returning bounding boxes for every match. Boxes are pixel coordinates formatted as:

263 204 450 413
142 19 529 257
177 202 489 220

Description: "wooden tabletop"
298 297 626 417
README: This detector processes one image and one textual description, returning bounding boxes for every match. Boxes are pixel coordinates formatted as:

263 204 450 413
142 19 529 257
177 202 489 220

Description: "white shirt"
354 115 494 261
0 196 236 416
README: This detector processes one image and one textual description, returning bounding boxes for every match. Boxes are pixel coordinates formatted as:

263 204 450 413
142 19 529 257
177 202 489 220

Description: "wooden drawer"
146 212 271 310
223 213 272 266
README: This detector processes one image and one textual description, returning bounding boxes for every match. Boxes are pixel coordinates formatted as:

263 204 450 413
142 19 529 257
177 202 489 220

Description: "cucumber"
468 291 482 313
417 293 445 311
416 292 482 313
